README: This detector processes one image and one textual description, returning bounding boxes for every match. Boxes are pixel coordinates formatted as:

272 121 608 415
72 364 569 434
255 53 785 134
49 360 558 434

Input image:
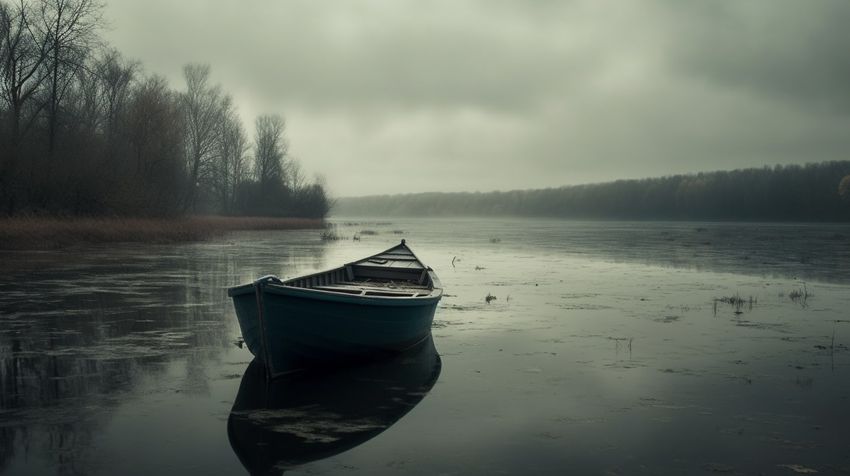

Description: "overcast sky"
103 0 850 197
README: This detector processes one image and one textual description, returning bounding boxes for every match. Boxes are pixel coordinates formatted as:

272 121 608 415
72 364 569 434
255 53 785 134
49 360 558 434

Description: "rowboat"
228 336 441 473
227 240 442 377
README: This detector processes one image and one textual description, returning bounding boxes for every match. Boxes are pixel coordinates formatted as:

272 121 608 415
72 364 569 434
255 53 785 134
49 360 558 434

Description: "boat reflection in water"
227 335 442 474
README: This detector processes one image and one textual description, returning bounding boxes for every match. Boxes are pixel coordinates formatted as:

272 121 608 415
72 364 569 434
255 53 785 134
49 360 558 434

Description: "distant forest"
0 0 330 217
337 161 850 221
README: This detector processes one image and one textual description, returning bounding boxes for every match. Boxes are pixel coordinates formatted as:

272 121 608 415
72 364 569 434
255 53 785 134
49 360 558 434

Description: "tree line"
336 161 850 221
0 0 330 217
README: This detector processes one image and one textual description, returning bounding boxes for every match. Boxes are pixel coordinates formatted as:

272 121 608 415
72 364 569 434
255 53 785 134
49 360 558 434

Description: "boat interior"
283 243 436 298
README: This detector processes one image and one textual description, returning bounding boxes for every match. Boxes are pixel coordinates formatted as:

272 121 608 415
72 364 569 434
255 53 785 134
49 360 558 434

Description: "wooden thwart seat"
311 284 420 297
282 240 434 298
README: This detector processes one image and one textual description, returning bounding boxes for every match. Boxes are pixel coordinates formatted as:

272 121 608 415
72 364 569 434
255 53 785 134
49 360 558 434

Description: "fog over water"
102 0 850 196
2 219 849 474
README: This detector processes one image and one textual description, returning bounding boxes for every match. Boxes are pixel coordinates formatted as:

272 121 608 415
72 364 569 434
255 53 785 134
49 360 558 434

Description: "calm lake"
2 218 850 475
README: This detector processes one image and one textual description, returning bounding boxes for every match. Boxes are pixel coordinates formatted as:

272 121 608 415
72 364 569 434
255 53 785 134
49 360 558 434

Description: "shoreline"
0 216 325 249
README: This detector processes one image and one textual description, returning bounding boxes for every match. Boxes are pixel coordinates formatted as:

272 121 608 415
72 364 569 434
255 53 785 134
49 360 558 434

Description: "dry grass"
0 215 324 249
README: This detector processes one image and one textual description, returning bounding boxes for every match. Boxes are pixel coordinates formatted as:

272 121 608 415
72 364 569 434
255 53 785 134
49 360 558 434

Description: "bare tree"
38 0 103 155
286 157 306 192
0 2 331 218
181 63 223 211
253 113 287 192
94 48 136 142
0 0 51 213
125 74 183 213
68 55 99 131
0 0 50 157
210 95 249 212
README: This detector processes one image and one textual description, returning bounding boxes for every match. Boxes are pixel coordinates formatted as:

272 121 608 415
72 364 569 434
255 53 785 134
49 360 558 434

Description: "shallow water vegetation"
359 230 379 236
485 293 497 304
717 295 745 305
320 226 345 241
609 336 634 357
713 294 756 315
789 284 812 306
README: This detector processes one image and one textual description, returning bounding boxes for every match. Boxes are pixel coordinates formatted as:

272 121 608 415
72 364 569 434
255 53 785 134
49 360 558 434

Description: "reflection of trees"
0 238 329 473
0 427 17 474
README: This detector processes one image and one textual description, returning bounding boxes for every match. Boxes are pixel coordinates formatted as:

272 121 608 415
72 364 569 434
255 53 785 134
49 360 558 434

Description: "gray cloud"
103 0 850 196
665 0 850 114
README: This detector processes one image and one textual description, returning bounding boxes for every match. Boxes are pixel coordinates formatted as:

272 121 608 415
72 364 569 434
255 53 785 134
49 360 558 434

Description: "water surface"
1 219 849 475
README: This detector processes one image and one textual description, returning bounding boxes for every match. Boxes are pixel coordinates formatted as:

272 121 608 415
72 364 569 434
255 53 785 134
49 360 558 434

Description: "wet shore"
0 216 324 249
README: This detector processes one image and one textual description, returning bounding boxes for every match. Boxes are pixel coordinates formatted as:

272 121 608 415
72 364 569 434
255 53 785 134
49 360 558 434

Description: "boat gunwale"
229 277 442 304
227 241 443 302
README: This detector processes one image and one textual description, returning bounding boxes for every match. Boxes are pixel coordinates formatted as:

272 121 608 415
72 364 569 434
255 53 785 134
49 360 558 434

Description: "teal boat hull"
229 241 443 376
231 280 440 375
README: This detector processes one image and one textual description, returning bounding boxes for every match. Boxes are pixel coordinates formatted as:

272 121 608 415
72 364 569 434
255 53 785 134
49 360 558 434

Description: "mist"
4 3 850 475
103 0 850 197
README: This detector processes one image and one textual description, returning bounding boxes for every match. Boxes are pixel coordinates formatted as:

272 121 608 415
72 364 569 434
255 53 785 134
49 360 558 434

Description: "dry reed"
0 215 324 249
